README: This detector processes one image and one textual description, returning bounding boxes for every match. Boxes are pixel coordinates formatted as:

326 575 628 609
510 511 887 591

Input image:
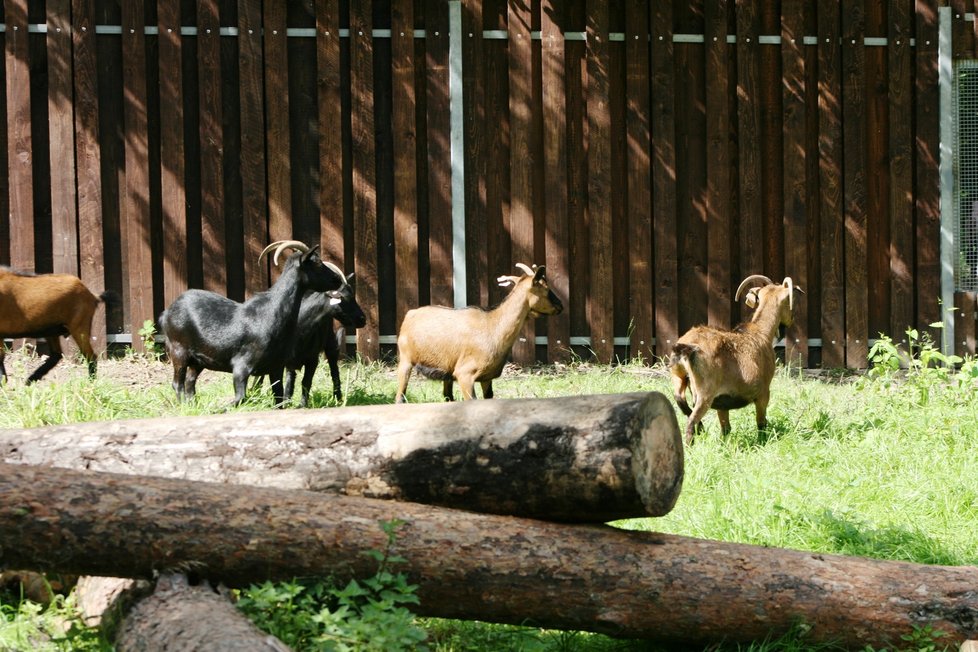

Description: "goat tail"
669 343 697 416
99 290 122 310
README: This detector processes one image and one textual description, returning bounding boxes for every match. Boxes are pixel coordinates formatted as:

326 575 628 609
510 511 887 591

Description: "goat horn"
323 260 346 283
515 263 534 276
783 276 794 311
735 274 775 302
272 240 311 266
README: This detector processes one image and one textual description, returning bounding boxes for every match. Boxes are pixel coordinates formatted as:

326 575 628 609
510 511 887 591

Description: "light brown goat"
669 275 803 444
0 266 117 383
395 264 563 402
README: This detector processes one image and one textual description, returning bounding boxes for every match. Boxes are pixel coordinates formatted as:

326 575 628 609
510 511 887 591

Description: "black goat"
254 242 366 406
159 241 345 406
0 266 118 383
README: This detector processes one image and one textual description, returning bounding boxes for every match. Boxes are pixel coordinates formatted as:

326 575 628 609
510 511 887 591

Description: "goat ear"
497 275 516 288
744 289 758 309
533 266 547 282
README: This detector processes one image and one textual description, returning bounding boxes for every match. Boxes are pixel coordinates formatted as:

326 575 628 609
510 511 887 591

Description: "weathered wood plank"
625 0 653 363
5 0 34 272
651 2 678 358
392 0 420 330
954 291 977 357
817 0 844 368
586 0 614 363
197 0 226 295
508 0 536 365
263 1 291 245
426 0 454 309
159 0 187 307
842 0 868 367
351 1 380 360
889 0 914 344
47 0 78 278
705 0 732 331
238 0 268 297
121 0 153 351
782 0 808 365
915 0 941 333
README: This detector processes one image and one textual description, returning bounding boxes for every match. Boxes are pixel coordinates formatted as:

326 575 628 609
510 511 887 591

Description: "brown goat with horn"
395 264 563 402
669 275 804 444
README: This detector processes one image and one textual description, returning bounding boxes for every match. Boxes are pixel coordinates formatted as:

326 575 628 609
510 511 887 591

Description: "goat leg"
394 360 413 403
717 409 731 436
442 379 455 401
325 351 341 402
26 338 64 384
480 380 493 399
300 360 318 407
684 398 712 445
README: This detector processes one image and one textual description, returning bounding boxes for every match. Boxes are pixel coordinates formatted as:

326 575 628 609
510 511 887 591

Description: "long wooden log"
0 392 683 522
1 463 976 648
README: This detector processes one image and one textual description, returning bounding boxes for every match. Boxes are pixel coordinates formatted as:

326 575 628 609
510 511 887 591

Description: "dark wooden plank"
351 1 380 360
122 0 154 351
781 0 808 365
865 6 889 343
586 0 614 363
888 0 914 343
315 0 344 269
159 0 187 306
735 0 763 325
462 0 489 310
651 1 677 358
392 0 419 329
915 0 941 334
425 0 454 308
5 0 34 271
47 0 78 277
624 0 652 363
72 0 107 345
264 1 291 245
842 0 868 367
817 0 844 368
197 0 226 295
954 292 977 357
485 36 512 313
238 0 268 296
704 0 731 332
508 0 535 364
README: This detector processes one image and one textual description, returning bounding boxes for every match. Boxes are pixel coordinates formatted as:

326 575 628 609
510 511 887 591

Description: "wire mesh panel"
955 61 978 292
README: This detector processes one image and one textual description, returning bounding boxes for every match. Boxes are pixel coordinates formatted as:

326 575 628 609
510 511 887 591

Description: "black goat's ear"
303 245 322 261
533 266 547 282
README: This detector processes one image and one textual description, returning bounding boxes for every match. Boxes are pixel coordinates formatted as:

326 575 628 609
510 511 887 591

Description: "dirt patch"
2 346 170 391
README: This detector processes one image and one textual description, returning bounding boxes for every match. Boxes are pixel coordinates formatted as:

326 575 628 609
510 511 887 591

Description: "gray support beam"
449 0 467 308
939 6 956 354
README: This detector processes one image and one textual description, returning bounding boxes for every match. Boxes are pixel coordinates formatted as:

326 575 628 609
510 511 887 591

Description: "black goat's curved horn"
273 240 311 266
323 260 346 282
735 274 775 302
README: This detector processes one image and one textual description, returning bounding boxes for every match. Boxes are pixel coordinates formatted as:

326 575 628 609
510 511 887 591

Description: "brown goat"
395 264 563 402
0 266 117 383
669 275 803 444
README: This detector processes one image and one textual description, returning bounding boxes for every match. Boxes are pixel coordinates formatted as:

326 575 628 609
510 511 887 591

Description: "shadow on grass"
814 510 964 566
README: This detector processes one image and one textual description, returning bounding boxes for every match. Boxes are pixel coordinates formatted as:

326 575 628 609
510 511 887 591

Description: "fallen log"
1 463 976 648
0 392 682 522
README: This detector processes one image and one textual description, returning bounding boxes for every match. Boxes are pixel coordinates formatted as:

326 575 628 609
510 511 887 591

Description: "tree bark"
1 462 976 648
113 574 290 652
0 392 683 522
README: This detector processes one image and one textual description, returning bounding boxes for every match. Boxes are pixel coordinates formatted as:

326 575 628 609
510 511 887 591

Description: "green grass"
1 350 976 651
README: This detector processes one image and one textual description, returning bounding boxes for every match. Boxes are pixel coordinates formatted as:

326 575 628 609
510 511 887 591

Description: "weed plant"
0 347 975 651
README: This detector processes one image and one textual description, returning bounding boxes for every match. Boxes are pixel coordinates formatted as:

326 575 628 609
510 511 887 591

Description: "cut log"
0 392 683 522
113 574 290 652
1 463 976 648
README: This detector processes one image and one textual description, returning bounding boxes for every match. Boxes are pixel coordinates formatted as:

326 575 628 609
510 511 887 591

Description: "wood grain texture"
5 0 34 271
197 0 226 295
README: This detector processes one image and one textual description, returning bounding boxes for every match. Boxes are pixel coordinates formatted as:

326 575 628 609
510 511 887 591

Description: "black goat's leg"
26 338 63 383
283 369 297 405
301 359 319 407
0 342 7 383
442 379 454 401
184 367 202 400
480 381 493 399
326 354 342 401
231 365 250 406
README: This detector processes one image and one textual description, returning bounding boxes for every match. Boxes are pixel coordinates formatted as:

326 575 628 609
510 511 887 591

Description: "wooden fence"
0 0 975 368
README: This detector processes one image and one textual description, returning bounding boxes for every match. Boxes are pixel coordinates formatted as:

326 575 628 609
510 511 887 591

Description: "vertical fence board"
393 0 419 329
782 0 808 365
5 0 34 271
197 0 226 295
508 0 535 363
72 0 107 346
47 0 77 278
159 0 187 306
842 0 868 367
915 0 941 332
651 1 677 358
426 0 454 308
351 1 380 360
954 291 977 357
586 0 613 362
238 0 267 296
624 0 652 361
735 0 762 325
817 0 845 368
264 1 291 245
462 0 488 309
705 0 732 330
121 0 154 350
889 0 914 341
315 0 344 269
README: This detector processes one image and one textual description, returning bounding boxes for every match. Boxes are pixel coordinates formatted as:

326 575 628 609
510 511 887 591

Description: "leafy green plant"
0 592 109 651
860 624 951 652
236 519 427 651
138 319 162 359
